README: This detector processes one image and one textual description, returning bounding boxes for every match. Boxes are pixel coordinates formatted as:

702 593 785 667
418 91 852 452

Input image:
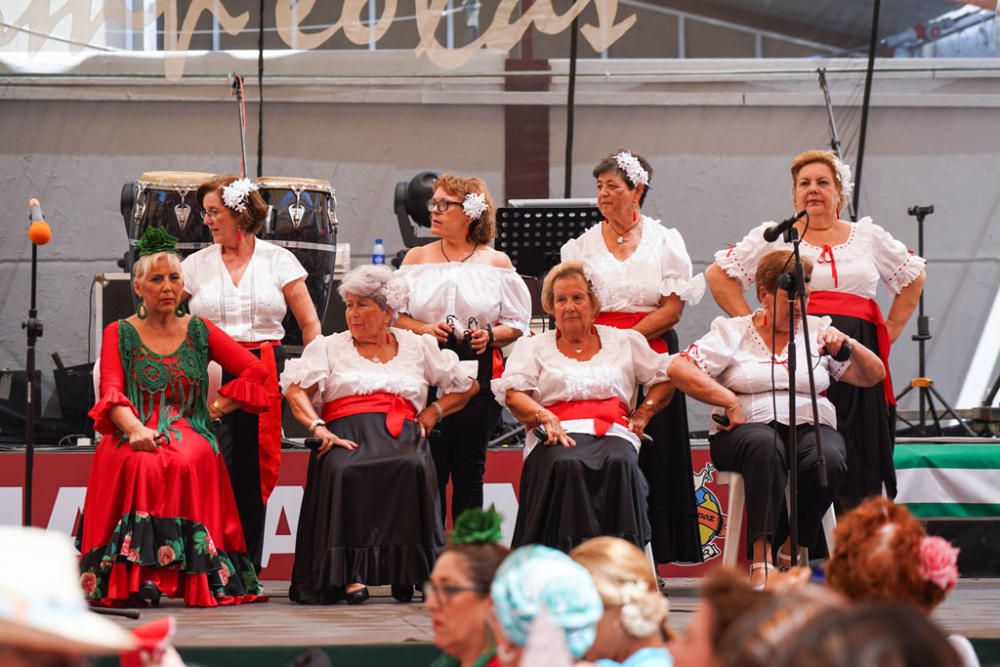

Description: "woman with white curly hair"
280 265 479 605
705 150 926 513
571 536 674 667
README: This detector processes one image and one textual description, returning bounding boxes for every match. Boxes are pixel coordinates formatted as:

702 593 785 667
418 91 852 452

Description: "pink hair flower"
920 536 960 592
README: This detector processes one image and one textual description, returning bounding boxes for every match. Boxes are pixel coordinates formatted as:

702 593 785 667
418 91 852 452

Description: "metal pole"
853 0 882 217
564 17 579 198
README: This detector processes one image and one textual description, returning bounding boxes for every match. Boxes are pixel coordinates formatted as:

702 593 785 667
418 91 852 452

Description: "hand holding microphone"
28 198 52 245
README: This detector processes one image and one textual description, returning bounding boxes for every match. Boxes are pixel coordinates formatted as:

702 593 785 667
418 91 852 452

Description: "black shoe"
391 584 415 603
137 581 161 608
345 585 370 605
318 587 345 605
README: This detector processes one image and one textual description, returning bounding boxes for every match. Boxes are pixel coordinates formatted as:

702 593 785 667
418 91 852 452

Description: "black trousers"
710 421 847 559
429 343 500 525
217 345 285 573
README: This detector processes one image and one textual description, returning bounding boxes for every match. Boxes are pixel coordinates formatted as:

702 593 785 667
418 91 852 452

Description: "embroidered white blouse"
182 239 307 342
682 314 852 435
395 263 532 339
561 216 706 310
279 328 475 411
491 325 671 456
714 217 925 298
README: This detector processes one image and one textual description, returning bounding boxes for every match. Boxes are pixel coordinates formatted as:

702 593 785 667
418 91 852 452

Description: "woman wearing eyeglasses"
427 508 510 667
395 174 532 525
181 174 321 573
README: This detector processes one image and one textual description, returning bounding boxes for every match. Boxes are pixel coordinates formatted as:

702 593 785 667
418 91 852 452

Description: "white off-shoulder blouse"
395 263 532 338
713 217 925 298
279 328 475 411
561 216 705 311
491 325 671 456
182 239 307 342
682 314 852 435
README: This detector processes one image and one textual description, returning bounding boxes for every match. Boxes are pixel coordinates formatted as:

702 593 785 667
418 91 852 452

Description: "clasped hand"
536 410 576 448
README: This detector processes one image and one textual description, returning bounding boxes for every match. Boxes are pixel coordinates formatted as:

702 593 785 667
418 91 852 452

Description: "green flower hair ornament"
449 505 504 545
135 225 179 257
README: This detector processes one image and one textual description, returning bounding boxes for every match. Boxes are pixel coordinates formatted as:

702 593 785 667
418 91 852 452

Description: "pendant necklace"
606 218 640 244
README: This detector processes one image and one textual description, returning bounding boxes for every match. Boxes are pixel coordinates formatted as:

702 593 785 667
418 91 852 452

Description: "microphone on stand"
763 210 808 243
28 198 52 245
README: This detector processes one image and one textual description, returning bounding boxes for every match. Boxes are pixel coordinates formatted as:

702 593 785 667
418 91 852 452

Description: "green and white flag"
894 443 1000 519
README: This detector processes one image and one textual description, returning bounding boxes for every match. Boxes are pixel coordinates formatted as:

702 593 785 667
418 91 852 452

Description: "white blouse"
182 239 307 342
491 325 671 456
682 314 852 435
395 263 532 338
714 217 925 298
561 216 705 311
279 328 475 411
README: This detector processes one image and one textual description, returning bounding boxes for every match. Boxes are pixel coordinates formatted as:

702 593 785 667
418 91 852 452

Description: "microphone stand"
777 222 828 567
21 240 44 526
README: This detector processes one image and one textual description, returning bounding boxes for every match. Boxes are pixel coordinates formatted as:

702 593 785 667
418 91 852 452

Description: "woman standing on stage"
561 150 704 566
182 175 321 572
705 150 926 508
80 228 268 607
395 173 532 523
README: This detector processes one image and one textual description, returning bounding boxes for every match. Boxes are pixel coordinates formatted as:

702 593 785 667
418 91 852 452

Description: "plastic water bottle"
372 238 385 265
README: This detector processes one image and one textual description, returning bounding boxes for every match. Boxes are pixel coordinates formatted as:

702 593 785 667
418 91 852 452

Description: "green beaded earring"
136 301 148 320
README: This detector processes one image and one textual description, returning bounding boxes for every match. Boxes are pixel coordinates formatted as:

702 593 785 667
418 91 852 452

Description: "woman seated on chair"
280 265 479 605
492 260 673 552
667 250 885 588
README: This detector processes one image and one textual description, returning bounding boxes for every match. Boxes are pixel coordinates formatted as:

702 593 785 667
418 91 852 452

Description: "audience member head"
772 603 961 667
426 507 510 666
826 497 959 613
715 583 847 667
671 568 773 667
570 537 669 662
490 544 604 666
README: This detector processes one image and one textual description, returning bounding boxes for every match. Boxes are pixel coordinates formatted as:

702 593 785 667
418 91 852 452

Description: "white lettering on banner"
261 485 304 568
1 0 636 80
0 488 22 527
48 487 88 536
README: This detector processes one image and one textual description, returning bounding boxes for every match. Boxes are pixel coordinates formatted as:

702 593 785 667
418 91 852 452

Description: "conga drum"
121 171 215 268
255 176 339 347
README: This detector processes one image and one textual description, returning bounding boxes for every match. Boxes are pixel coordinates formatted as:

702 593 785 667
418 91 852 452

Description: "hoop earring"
136 302 148 320
175 302 187 318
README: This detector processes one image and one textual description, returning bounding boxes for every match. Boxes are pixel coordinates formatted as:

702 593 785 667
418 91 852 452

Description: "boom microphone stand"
773 220 829 568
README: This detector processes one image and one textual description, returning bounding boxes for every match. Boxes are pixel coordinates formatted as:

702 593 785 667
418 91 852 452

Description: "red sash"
491 348 504 380
239 340 282 504
594 312 668 353
546 398 629 436
321 392 417 438
807 291 894 406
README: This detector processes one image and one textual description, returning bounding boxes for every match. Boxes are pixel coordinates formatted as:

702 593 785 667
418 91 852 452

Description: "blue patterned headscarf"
490 545 604 659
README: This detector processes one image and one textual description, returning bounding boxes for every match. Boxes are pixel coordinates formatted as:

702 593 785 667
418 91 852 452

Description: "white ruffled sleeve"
497 270 533 335
490 336 541 405
868 220 926 294
624 328 671 389
273 245 309 288
713 223 772 290
560 235 583 262
684 316 743 378
419 333 475 395
279 335 332 393
659 227 706 304
812 316 852 381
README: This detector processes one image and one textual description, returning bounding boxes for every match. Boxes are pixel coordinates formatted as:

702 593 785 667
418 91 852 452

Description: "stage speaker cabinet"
92 273 136 361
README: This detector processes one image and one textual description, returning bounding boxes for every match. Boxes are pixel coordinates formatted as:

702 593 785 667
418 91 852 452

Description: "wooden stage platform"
95 579 1000 667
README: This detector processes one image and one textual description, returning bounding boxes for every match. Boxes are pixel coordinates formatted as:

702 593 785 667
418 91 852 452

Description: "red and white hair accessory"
919 535 959 592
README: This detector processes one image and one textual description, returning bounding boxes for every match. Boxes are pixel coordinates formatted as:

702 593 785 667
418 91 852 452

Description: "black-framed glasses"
427 198 464 213
422 580 488 604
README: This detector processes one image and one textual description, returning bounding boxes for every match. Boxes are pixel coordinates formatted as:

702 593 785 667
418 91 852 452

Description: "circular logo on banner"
693 463 725 561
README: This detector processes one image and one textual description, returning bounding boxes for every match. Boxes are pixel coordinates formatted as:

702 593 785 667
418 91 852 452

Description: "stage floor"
108 578 1000 647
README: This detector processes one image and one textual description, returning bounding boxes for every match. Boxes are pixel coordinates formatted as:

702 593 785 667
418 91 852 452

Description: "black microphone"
822 339 852 362
763 210 808 243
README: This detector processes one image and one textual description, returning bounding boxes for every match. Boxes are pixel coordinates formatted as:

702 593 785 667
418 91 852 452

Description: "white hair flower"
222 178 259 213
463 192 488 220
616 580 666 639
614 151 650 187
382 276 409 312
832 157 854 203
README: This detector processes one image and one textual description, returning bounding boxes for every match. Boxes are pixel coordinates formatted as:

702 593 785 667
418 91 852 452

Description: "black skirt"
290 413 444 603
511 433 652 552
820 314 897 508
639 329 704 564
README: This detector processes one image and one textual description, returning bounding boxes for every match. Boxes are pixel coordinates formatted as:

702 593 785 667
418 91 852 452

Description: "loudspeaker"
92 273 135 358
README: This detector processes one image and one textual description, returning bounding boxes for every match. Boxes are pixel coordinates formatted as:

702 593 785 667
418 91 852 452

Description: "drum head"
138 171 216 187
256 176 333 193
